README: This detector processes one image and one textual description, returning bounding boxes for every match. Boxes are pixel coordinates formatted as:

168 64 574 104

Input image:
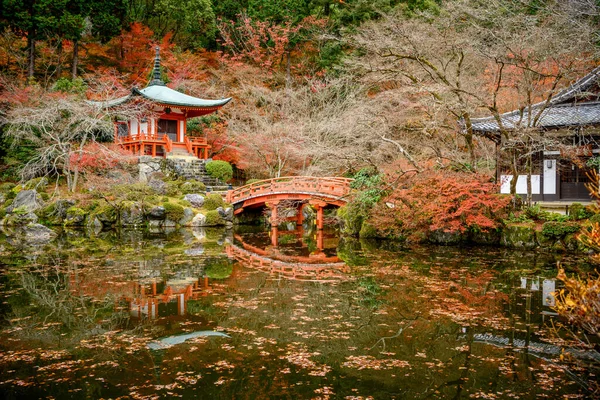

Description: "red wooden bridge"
225 176 353 229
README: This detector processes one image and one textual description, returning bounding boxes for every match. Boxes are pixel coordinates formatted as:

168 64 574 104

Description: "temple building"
94 48 231 159
471 66 600 201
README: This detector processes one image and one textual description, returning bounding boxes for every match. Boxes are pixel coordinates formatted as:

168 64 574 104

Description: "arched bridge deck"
226 176 353 212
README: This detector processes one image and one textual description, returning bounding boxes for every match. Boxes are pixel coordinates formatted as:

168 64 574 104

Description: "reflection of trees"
10 264 130 346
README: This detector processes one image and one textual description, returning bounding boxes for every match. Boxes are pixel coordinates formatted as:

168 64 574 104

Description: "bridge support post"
270 227 278 247
296 204 304 226
309 200 327 230
266 201 280 227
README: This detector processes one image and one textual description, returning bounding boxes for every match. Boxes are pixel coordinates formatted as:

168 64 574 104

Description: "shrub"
568 203 594 220
203 193 225 211
541 221 581 240
165 181 181 196
181 180 206 194
163 202 185 222
205 160 233 182
370 170 511 241
204 209 223 225
554 269 599 337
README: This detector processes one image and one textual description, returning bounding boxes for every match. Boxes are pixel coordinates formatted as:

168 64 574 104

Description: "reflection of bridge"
226 176 353 229
226 234 350 282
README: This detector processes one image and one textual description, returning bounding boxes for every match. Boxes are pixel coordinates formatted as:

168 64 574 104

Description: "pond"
0 225 598 399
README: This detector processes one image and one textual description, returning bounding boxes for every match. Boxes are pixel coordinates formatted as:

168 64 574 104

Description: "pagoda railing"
188 136 210 159
164 135 172 153
184 136 193 154
226 176 353 205
118 133 171 157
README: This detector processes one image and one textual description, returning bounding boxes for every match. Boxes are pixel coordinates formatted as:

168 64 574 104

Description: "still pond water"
0 225 598 399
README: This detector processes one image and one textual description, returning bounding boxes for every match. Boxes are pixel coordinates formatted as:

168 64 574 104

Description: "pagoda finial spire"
149 46 165 86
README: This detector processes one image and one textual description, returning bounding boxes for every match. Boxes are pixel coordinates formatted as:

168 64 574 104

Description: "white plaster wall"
180 120 185 142
130 120 138 136
140 121 148 135
543 159 556 195
500 175 540 194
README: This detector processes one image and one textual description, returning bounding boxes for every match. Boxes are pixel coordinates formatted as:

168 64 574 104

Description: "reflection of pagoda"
128 277 210 319
69 264 213 320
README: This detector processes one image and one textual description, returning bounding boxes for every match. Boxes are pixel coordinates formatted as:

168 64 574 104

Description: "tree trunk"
56 40 63 77
72 39 79 80
71 132 88 193
285 50 291 92
510 150 518 198
27 34 35 80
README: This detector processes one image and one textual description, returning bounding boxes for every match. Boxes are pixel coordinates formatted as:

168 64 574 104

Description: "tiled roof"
89 47 231 110
134 86 231 108
470 102 600 132
470 66 600 134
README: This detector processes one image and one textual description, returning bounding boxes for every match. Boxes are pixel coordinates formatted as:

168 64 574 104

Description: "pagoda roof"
470 66 600 137
89 47 231 114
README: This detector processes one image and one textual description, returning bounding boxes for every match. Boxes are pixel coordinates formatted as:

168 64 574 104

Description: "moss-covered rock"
165 181 181 197
203 193 225 211
428 229 466 245
0 182 16 193
204 210 223 226
93 205 117 226
181 180 206 194
64 207 87 226
179 207 195 226
469 228 501 245
163 202 185 222
337 205 364 236
120 202 144 226
500 224 538 249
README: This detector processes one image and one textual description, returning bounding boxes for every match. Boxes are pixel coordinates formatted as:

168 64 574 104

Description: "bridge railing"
226 176 353 204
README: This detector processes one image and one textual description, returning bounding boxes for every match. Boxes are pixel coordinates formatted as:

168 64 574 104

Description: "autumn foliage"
68 143 136 174
370 170 511 239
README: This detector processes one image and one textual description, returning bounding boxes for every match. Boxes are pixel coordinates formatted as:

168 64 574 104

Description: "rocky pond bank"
0 177 594 254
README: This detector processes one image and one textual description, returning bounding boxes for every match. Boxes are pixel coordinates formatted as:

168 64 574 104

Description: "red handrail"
226 176 353 204
163 134 172 153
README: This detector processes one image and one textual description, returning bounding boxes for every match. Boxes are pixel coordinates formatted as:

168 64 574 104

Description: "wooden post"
316 229 324 250
316 205 324 230
296 204 304 225
271 227 279 247
309 199 327 230
152 144 156 157
266 201 280 227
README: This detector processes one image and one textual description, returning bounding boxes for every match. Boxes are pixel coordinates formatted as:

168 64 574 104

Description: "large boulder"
148 179 167 195
3 211 38 226
94 206 117 226
53 199 75 220
6 190 44 213
148 206 166 220
191 213 207 227
217 207 234 222
120 202 144 226
64 207 86 226
179 207 195 226
184 194 205 208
